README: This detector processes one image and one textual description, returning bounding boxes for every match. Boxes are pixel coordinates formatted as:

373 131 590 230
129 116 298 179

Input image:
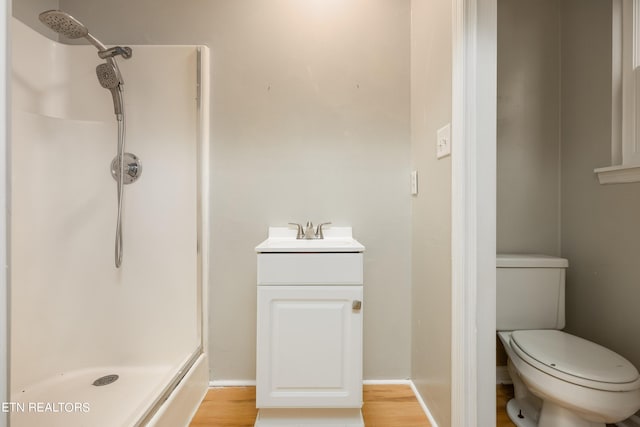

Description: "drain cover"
92 374 119 386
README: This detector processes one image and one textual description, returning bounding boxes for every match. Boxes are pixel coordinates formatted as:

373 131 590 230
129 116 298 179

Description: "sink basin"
255 227 365 253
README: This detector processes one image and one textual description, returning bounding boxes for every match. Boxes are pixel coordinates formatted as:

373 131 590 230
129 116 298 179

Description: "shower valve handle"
111 153 143 185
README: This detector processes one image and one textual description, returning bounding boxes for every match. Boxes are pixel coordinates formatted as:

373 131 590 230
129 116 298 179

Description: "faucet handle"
288 223 304 239
315 222 332 239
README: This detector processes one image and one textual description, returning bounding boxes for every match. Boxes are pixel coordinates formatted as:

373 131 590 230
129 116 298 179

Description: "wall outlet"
410 170 418 195
436 123 451 159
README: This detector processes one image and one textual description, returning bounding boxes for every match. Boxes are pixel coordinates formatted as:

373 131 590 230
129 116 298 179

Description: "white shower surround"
10 18 209 426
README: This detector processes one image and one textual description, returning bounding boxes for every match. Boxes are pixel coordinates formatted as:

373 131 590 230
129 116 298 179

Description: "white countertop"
255 226 365 253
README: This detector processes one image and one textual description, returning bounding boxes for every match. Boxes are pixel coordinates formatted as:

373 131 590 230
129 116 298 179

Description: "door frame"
451 0 497 426
1 1 10 426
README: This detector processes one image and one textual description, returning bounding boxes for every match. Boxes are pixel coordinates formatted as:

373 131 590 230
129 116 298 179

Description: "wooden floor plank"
189 384 431 427
362 385 430 427
189 387 258 427
497 384 516 427
190 383 517 426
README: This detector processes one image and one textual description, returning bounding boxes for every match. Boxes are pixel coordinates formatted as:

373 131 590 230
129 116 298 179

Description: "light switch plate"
410 171 418 195
436 123 451 159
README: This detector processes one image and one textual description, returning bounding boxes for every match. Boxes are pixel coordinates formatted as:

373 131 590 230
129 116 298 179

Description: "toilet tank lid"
497 254 569 268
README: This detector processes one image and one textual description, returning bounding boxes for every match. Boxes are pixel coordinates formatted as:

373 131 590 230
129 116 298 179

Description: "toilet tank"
497 254 569 331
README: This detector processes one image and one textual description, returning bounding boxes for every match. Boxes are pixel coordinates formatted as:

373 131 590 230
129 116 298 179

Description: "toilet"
497 254 640 427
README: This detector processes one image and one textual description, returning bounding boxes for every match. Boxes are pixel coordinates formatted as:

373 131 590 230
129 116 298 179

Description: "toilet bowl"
499 330 640 427
497 254 640 426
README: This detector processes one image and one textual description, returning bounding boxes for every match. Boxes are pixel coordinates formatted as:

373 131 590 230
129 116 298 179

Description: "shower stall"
9 16 209 426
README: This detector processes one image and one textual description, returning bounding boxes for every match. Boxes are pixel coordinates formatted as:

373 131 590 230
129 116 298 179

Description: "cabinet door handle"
352 300 362 310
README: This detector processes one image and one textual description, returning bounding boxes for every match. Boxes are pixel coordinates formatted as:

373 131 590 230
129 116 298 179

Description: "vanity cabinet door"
256 286 363 408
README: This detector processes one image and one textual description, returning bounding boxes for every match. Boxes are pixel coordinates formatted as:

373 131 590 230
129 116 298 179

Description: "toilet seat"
511 330 640 392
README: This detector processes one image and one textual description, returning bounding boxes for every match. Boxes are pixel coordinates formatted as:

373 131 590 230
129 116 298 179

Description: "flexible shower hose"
115 97 125 268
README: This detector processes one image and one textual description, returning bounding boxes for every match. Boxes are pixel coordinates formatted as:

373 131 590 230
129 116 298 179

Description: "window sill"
594 164 640 184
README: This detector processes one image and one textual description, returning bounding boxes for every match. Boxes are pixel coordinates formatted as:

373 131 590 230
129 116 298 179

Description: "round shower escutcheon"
111 152 142 184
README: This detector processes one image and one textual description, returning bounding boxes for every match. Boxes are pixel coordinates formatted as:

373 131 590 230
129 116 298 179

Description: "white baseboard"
207 379 438 427
362 379 412 385
209 379 256 387
408 380 439 427
496 366 512 384
211 379 412 387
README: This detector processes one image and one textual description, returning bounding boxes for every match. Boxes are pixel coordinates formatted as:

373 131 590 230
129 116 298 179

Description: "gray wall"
58 0 413 380
497 0 561 256
498 0 640 375
12 0 58 39
14 3 464 422
410 0 451 425
561 0 640 370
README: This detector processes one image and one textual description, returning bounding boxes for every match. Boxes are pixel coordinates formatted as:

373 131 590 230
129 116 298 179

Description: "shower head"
96 62 123 118
96 62 120 89
39 10 108 51
40 10 130 120
38 10 87 39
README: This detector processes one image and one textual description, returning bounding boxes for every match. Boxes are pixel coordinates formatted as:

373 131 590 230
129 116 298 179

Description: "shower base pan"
10 355 208 427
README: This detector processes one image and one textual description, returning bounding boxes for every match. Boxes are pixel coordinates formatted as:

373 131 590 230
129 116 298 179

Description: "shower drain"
92 374 119 386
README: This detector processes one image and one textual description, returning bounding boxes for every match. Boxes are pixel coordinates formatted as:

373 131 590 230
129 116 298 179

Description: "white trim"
209 379 413 388
197 45 210 359
408 380 440 427
451 0 477 425
451 0 497 426
474 3 497 425
634 0 640 67
594 163 640 184
209 379 257 387
619 0 634 164
624 0 639 164
0 1 9 426
209 379 415 388
613 0 624 165
601 0 640 178
362 379 411 385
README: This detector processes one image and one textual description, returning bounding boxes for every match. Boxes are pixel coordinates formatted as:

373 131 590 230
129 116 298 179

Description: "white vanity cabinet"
255 227 365 425
256 268 363 408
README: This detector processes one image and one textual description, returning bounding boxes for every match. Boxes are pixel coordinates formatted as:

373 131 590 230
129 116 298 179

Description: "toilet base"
538 401 604 427
506 397 539 427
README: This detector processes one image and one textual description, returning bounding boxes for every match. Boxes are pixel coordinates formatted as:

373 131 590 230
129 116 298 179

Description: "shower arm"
85 33 107 51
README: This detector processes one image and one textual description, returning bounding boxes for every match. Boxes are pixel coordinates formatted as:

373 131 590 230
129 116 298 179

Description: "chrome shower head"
96 62 123 118
39 10 88 39
96 62 120 89
40 10 130 120
39 10 108 51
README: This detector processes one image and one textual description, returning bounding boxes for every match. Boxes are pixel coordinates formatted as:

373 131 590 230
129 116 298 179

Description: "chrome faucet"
288 221 331 239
